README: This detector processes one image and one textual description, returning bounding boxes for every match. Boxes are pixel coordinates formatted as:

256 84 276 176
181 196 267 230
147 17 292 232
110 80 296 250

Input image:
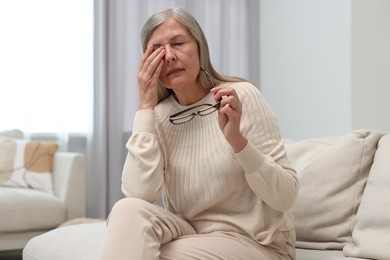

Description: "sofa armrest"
53 152 86 220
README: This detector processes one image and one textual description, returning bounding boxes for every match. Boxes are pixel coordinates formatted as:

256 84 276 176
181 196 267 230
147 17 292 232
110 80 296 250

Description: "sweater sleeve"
234 83 299 211
121 109 164 202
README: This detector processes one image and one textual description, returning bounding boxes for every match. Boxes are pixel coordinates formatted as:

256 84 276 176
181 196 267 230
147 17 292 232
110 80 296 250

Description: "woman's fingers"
139 44 154 67
211 86 242 113
211 85 248 152
137 45 165 109
153 59 164 81
140 46 165 78
211 86 238 102
146 48 165 78
221 95 241 113
211 86 242 132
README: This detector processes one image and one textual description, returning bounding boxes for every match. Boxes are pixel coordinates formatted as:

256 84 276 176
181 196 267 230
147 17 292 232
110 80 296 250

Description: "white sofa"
0 129 86 253
23 129 390 260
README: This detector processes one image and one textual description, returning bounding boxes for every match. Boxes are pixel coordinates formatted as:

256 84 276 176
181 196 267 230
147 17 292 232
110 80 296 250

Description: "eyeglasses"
169 69 219 125
169 101 221 125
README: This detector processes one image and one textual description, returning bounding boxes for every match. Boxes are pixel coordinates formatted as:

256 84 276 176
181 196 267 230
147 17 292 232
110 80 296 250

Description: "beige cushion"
0 187 66 232
23 222 106 260
0 129 23 139
296 248 366 260
343 134 390 259
285 129 384 250
0 137 59 194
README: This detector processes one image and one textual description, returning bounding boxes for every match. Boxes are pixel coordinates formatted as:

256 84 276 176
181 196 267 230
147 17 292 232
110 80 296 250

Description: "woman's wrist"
138 100 156 110
229 135 248 153
138 104 154 110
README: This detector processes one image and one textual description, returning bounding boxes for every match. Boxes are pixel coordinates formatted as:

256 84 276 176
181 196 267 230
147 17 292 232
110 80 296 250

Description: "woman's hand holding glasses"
211 86 248 153
137 44 165 110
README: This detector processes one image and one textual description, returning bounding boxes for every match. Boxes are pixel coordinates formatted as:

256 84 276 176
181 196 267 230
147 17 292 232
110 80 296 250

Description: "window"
0 0 93 133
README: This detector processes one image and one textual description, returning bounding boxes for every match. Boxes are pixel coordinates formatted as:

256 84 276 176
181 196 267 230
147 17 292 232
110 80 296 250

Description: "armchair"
0 138 86 253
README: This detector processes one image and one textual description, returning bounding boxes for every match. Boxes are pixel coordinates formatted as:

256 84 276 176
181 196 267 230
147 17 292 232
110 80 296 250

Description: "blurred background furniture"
0 129 86 255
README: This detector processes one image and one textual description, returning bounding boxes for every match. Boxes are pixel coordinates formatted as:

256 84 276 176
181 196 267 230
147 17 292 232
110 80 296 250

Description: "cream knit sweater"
122 82 299 245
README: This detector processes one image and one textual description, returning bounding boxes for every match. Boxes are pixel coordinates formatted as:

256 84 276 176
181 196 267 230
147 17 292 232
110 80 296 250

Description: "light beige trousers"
101 198 295 260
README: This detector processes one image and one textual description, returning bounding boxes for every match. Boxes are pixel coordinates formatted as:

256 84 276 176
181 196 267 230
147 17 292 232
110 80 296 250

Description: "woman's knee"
109 197 153 219
160 233 265 260
112 197 148 210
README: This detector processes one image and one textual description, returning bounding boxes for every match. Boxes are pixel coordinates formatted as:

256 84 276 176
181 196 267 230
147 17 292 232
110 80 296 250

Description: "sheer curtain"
91 0 260 218
0 0 93 136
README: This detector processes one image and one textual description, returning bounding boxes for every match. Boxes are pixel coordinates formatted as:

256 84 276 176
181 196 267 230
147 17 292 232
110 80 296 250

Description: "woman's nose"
164 47 176 63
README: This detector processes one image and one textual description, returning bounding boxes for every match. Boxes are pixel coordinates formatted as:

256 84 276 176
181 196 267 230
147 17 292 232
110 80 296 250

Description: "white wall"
351 0 390 132
259 0 351 140
260 0 390 140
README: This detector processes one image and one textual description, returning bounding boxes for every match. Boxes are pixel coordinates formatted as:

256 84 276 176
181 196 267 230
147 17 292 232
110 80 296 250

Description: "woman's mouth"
167 68 183 76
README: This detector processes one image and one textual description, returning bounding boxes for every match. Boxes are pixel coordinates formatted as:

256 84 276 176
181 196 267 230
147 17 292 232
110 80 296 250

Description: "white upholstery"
0 129 23 139
0 152 86 252
53 152 86 220
343 134 390 260
0 188 66 232
23 130 390 260
24 229 369 260
286 130 384 250
296 249 366 260
23 223 106 260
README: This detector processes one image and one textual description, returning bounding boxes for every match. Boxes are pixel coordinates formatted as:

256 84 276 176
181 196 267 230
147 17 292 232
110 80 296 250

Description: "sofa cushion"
0 137 58 194
296 248 367 260
343 134 390 260
23 222 106 260
285 129 384 250
0 129 23 139
0 187 66 232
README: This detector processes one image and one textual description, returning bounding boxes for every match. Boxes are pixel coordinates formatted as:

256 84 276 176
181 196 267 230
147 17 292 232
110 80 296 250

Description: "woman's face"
148 18 201 91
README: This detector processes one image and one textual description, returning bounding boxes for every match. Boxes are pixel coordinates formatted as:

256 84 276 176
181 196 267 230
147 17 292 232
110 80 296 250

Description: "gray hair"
140 8 244 102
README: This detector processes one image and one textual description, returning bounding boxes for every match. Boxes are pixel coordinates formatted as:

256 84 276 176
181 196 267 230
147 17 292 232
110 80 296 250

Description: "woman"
101 7 299 260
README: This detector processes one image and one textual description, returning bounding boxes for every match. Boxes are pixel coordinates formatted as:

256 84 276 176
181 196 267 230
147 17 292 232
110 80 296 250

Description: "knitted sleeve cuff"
133 109 156 135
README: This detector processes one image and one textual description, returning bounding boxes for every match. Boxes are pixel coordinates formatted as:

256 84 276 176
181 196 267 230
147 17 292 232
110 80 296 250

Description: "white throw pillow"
285 129 384 250
343 134 390 260
0 129 23 139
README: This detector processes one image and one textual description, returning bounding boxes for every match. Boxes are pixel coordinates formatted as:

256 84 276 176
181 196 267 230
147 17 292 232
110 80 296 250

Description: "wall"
259 0 390 140
351 0 390 132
